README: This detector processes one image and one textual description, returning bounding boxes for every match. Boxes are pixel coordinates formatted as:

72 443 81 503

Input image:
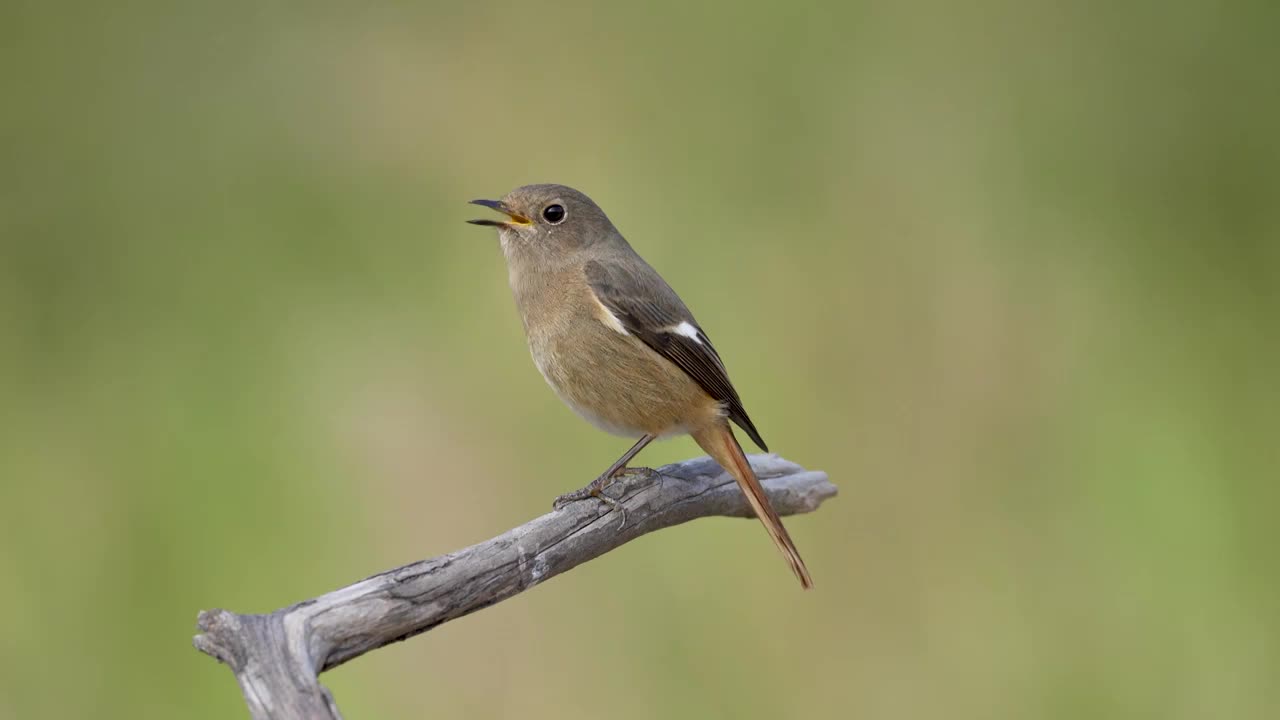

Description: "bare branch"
193 454 836 719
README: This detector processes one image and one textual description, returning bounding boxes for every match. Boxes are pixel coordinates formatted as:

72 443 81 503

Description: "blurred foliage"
1 0 1277 718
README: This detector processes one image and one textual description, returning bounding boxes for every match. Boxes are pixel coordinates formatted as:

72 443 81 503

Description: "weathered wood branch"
193 454 836 719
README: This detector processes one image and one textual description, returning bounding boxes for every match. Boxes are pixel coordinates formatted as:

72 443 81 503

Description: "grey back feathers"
583 251 769 452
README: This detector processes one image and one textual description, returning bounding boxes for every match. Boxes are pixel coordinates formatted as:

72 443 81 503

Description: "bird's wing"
584 257 768 451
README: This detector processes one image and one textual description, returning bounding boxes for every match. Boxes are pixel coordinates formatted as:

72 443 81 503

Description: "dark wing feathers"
584 258 768 451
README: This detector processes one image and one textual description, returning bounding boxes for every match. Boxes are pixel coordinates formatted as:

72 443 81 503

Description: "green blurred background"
2 1 1277 718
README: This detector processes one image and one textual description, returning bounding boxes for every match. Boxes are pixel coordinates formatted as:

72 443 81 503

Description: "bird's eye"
542 204 566 224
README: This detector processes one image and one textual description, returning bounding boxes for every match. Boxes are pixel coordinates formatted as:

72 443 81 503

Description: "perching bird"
467 184 812 588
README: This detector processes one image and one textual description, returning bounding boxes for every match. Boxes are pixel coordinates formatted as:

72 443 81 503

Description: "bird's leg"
553 434 657 528
552 434 655 506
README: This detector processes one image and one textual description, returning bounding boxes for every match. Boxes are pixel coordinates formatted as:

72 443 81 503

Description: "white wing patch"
593 296 629 335
670 321 703 344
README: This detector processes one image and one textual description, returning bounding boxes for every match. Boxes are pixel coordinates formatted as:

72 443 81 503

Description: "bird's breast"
510 273 721 439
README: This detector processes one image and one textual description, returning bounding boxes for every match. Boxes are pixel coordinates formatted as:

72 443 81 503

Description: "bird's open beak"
466 199 532 227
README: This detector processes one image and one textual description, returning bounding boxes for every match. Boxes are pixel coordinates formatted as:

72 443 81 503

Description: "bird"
467 184 812 589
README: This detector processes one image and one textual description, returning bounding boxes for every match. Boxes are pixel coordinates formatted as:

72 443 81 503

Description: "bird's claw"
595 491 627 531
552 468 657 531
551 486 627 529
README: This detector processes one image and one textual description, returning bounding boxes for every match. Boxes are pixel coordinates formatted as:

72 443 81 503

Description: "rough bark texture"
193 454 836 719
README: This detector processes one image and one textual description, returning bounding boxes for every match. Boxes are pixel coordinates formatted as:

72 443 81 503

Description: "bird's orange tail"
692 422 813 589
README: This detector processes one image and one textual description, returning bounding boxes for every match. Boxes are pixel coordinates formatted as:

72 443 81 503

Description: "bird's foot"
551 476 611 510
552 465 658 530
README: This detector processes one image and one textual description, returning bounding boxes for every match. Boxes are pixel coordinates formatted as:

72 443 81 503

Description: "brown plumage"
467 184 813 589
